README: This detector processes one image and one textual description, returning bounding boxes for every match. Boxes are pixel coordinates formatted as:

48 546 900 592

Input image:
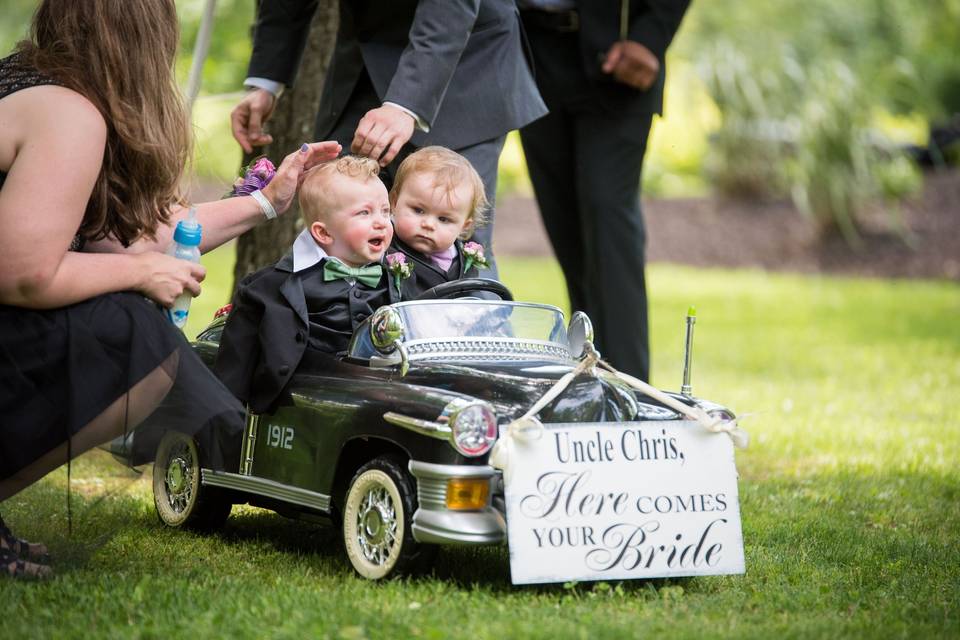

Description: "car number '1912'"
267 424 294 450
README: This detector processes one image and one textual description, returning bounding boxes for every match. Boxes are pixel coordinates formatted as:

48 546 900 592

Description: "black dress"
0 54 244 500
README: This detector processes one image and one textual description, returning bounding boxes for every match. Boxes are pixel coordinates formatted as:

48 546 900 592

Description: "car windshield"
396 300 567 343
349 300 572 362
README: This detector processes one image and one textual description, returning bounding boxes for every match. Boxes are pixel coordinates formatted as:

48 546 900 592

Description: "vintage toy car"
131 280 736 580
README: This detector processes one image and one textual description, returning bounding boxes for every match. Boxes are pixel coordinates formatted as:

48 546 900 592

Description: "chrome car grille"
415 474 448 510
404 337 572 363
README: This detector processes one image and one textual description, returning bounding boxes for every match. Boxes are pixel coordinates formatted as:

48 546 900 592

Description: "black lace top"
0 53 58 187
0 53 83 250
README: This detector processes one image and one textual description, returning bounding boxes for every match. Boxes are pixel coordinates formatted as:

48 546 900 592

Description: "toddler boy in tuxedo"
387 146 490 299
214 156 398 413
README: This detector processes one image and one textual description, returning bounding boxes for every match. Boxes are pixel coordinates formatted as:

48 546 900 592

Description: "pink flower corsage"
386 252 414 299
225 156 276 198
462 241 489 272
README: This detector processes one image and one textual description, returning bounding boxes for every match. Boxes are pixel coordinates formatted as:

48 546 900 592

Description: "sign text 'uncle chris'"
554 428 686 464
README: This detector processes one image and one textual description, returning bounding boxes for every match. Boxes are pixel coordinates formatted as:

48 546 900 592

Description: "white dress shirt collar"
292 228 328 273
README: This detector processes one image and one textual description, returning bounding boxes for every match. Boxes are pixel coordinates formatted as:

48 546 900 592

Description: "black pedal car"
117 280 735 580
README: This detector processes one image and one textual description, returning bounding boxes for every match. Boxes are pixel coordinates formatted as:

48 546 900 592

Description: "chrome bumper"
408 460 506 545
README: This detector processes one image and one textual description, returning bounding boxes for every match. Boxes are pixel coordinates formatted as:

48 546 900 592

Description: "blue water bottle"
165 207 202 329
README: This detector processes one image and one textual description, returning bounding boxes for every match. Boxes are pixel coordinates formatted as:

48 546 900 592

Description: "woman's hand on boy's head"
297 141 343 183
261 141 342 216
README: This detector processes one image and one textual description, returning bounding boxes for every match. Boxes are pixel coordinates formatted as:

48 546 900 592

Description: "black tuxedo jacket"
248 0 546 150
214 252 400 414
571 0 690 115
390 238 479 300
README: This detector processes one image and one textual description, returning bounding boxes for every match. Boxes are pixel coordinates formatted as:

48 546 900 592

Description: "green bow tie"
322 260 383 288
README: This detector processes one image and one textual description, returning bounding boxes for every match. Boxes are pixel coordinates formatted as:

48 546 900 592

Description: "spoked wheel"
342 456 433 579
153 431 231 531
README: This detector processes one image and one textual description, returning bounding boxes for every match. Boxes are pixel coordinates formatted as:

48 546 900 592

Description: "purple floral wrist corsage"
224 156 276 198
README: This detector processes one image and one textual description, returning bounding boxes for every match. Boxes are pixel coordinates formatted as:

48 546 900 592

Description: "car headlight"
449 402 498 457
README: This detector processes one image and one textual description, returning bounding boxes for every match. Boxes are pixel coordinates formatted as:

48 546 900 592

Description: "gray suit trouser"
324 71 506 279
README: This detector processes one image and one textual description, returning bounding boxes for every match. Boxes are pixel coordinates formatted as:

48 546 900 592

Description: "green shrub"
698 44 794 200
786 62 921 244
701 47 922 245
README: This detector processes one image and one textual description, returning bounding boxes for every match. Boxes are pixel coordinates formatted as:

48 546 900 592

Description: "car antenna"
681 305 696 397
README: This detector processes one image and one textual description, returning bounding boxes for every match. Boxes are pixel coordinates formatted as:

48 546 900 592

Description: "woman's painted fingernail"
300 143 309 153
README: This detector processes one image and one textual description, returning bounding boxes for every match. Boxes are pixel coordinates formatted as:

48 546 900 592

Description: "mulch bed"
494 168 960 281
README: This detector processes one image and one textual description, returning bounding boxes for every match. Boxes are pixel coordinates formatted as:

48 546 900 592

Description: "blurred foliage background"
2 0 959 239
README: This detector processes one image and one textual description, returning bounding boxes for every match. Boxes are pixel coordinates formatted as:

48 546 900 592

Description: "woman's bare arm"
86 140 342 255
0 86 203 309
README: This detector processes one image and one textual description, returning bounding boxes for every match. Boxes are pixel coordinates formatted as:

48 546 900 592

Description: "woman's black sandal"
1 548 52 580
0 522 50 564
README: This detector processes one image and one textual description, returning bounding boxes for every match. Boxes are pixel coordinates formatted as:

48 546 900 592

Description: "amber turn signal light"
445 478 490 511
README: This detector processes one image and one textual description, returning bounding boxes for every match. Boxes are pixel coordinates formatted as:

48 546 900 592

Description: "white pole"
186 0 218 113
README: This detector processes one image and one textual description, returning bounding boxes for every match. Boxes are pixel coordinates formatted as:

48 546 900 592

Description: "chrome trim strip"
384 412 450 440
201 469 331 512
240 410 260 476
417 480 448 511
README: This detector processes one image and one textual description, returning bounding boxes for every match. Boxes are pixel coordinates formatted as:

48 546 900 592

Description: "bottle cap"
173 208 202 246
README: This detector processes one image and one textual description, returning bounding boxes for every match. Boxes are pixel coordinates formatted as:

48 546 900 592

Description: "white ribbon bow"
488 349 599 481
488 345 748 481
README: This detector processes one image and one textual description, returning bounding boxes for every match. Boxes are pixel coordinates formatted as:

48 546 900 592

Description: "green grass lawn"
3 258 958 639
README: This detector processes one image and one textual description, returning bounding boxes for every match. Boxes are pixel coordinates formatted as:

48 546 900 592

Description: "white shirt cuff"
383 102 430 133
244 77 285 99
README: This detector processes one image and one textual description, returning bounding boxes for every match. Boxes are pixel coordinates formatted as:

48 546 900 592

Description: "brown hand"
601 41 660 91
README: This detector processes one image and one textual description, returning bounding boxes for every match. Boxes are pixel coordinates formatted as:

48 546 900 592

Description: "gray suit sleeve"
383 0 481 129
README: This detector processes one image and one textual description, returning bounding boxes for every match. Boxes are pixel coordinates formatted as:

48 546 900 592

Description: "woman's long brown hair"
18 0 191 246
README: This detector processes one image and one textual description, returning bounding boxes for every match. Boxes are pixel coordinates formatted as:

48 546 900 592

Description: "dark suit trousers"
325 71 506 279
519 30 653 381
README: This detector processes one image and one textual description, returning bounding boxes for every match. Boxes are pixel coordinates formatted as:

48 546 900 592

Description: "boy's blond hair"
390 146 489 238
299 155 382 224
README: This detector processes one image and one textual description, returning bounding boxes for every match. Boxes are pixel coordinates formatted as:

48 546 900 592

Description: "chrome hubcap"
164 444 194 514
355 486 397 566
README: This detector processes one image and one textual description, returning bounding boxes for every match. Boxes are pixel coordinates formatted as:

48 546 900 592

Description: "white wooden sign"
503 421 745 585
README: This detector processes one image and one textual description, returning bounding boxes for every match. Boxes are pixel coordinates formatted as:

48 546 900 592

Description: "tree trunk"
232 1 338 292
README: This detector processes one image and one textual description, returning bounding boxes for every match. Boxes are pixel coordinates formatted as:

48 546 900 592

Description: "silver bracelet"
251 189 278 220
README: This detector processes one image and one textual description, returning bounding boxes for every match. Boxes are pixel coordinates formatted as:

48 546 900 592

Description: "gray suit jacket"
248 0 547 149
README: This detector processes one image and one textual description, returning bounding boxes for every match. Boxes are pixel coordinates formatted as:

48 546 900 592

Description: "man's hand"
601 41 660 91
231 89 277 154
351 104 416 166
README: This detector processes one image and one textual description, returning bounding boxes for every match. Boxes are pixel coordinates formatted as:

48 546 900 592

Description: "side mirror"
370 306 409 376
567 311 594 359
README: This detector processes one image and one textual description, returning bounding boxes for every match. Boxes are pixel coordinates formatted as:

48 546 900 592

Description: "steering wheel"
413 278 514 301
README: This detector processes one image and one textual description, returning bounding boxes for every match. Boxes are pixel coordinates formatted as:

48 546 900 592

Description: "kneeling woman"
0 0 339 578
